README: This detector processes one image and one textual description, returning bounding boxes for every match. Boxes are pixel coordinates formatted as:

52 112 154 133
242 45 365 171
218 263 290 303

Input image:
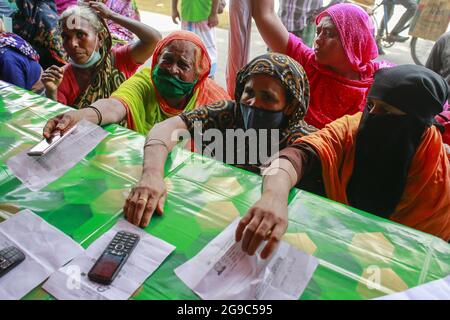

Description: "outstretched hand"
123 173 167 228
43 111 82 139
235 191 288 259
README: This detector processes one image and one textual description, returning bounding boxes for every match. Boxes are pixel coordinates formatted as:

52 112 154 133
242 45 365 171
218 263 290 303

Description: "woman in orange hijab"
236 65 450 260
42 30 230 137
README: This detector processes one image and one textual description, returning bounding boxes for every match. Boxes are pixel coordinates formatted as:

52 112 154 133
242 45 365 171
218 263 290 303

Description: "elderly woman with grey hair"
42 1 161 109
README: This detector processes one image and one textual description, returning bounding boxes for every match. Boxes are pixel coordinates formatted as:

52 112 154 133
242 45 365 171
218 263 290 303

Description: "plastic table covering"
1 81 449 300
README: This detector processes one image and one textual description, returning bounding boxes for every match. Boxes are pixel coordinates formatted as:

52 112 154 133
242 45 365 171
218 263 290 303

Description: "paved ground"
139 5 418 89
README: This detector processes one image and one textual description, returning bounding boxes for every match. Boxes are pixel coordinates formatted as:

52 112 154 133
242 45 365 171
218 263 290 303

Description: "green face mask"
152 64 197 99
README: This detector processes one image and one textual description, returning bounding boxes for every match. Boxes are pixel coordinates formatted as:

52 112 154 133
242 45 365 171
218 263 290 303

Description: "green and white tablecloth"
1 81 449 300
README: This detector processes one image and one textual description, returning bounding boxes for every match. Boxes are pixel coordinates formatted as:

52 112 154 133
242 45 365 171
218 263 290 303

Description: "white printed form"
43 219 176 300
0 210 84 300
175 218 319 300
6 120 109 191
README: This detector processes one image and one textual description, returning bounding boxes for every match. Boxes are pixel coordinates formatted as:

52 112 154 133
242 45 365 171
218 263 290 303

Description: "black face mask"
240 103 286 130
346 109 427 218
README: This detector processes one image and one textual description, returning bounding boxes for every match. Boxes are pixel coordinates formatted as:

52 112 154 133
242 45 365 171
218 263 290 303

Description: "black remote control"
88 231 140 285
0 246 26 278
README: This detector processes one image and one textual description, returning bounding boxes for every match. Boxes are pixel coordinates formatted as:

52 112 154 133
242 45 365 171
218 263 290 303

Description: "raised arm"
251 0 289 54
235 157 299 259
89 1 162 64
123 116 188 227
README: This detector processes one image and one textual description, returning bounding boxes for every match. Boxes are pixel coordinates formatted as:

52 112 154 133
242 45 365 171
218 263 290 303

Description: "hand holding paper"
176 218 319 300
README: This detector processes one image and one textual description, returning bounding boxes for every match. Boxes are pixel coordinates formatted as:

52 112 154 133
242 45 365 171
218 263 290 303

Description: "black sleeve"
425 35 446 74
278 142 326 197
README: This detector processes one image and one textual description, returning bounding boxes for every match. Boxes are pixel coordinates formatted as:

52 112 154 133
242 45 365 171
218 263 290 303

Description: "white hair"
59 4 103 33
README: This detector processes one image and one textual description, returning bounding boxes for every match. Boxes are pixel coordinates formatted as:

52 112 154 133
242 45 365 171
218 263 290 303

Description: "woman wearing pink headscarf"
252 1 391 129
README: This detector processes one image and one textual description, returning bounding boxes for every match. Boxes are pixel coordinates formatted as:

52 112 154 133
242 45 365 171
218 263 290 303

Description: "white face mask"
69 37 101 69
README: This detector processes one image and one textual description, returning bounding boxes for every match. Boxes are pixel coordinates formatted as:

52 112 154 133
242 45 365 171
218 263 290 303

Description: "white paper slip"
43 219 176 300
0 210 84 300
375 275 450 300
6 120 108 191
175 218 319 300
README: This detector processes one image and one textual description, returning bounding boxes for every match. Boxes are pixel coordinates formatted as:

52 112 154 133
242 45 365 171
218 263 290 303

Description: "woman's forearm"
90 98 127 125
109 12 161 45
141 117 188 178
210 0 219 15
172 0 179 11
251 0 289 54
110 12 161 63
45 89 58 102
261 158 300 198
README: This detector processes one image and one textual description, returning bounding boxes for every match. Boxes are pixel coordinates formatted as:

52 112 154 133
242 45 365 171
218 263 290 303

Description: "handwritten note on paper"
175 218 319 300
6 120 108 191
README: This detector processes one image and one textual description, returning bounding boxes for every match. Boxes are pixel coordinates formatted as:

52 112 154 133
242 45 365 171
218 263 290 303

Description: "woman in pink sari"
252 1 391 129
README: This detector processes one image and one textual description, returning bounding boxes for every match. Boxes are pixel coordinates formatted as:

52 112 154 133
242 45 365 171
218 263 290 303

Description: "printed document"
175 218 319 300
7 120 108 191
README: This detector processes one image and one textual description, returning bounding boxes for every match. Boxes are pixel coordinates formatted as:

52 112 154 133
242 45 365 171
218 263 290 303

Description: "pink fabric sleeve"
285 33 314 67
112 45 142 79
436 110 450 145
